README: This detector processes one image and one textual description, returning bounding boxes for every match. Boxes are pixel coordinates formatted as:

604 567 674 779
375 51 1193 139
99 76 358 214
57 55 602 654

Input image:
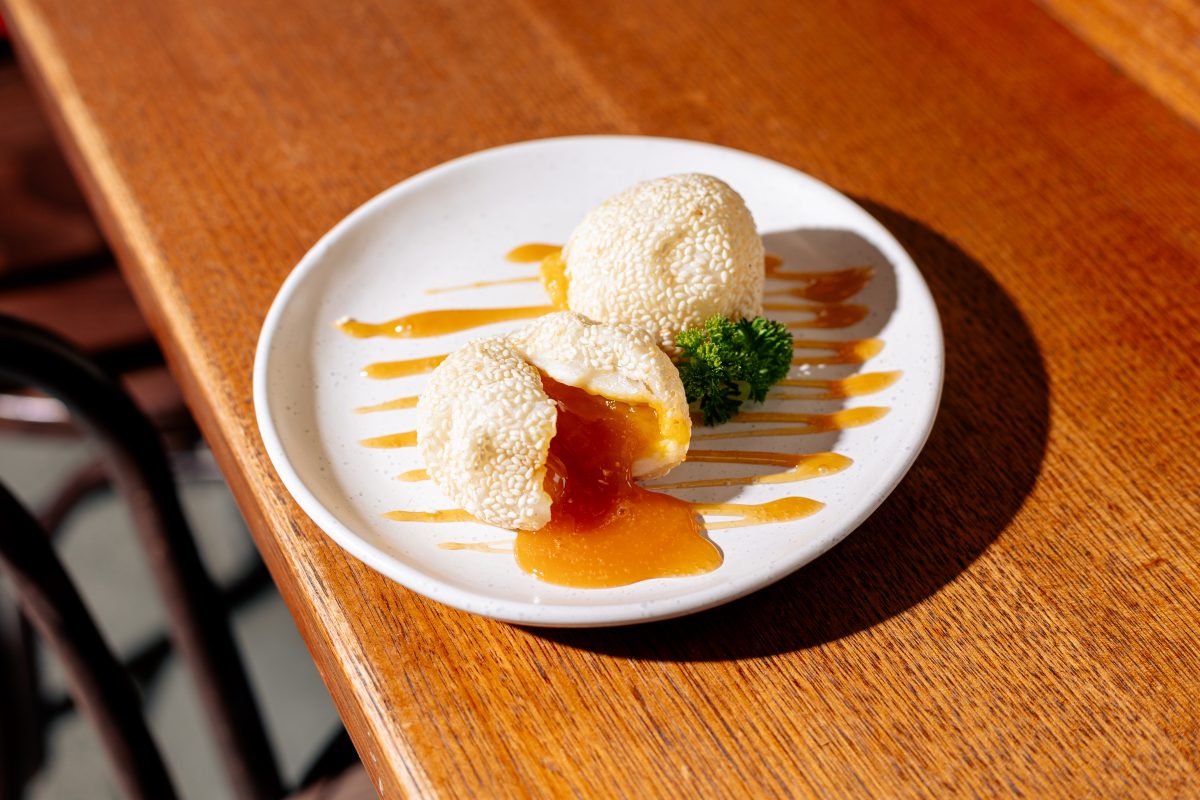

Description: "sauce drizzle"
384 508 474 523
773 371 901 400
540 251 569 309
655 451 851 489
764 257 874 303
505 243 562 263
425 276 540 295
360 431 417 448
761 303 869 329
355 395 419 413
694 497 824 529
338 306 552 340
362 354 447 379
693 407 890 440
439 541 513 553
793 338 883 364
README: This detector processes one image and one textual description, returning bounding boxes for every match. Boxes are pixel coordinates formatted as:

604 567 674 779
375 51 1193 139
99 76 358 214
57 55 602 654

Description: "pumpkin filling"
514 375 721 588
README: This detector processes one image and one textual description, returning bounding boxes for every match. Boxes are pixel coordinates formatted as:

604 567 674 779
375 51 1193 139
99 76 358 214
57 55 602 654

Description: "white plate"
254 136 942 627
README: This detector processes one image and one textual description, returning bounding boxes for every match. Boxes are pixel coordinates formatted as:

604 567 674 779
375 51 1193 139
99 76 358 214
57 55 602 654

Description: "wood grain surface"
5 0 1200 796
1038 0 1200 130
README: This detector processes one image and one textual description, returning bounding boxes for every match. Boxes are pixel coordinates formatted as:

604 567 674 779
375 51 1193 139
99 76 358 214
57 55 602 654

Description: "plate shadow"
526 199 1050 659
644 226 899 504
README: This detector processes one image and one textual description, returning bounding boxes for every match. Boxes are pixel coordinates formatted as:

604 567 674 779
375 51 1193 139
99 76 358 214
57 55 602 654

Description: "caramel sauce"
439 541 513 553
539 251 569 309
505 243 563 263
694 497 824 530
362 354 447 379
355 395 419 413
760 303 869 329
792 338 883 364
732 408 887 424
502 242 569 308
686 449 840 467
655 450 851 489
360 431 417 448
773 371 901 400
384 509 475 523
513 376 721 588
396 468 430 482
425 276 540 295
763 257 874 303
692 407 890 440
338 306 552 340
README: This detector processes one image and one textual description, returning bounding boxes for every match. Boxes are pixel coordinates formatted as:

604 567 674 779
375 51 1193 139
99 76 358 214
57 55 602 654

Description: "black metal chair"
0 314 370 799
1 479 177 799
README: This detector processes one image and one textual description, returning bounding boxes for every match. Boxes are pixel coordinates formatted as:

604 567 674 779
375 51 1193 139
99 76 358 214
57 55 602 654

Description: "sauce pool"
514 376 721 588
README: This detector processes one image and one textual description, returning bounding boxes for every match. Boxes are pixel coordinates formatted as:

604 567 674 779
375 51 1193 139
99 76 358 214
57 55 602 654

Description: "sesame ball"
563 174 764 354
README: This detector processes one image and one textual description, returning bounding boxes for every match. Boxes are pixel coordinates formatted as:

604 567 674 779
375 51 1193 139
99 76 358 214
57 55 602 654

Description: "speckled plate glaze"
254 136 943 627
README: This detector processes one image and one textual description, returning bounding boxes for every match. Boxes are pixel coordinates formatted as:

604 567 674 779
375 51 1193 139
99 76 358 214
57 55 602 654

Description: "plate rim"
253 134 944 627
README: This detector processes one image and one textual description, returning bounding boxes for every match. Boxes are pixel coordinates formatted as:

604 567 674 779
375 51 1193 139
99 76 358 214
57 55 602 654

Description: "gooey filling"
513 376 721 588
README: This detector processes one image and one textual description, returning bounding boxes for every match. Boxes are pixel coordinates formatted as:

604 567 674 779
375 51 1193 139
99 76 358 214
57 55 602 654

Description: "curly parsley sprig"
675 315 794 426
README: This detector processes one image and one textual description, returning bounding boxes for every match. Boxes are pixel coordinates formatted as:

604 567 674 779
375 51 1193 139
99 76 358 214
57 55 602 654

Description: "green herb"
675 315 794 426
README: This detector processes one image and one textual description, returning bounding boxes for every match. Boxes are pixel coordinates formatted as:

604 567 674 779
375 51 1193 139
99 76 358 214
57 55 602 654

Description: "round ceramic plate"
254 136 942 627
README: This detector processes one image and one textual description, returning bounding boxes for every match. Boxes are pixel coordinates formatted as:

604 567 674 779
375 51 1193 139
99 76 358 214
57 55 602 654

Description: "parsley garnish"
675 315 794 426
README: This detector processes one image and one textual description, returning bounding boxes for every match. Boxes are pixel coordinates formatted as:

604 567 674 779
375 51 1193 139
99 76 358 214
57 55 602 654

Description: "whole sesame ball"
563 174 764 354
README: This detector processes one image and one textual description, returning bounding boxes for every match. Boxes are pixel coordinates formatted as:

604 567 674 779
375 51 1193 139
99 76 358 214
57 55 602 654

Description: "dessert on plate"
374 174 800 586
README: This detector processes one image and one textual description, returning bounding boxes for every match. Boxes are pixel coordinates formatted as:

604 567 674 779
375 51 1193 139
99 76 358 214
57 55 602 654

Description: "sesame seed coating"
418 337 558 530
564 174 765 354
417 312 691 530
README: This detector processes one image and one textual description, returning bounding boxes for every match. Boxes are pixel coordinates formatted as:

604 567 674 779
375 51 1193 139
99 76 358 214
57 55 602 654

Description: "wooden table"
6 0 1199 795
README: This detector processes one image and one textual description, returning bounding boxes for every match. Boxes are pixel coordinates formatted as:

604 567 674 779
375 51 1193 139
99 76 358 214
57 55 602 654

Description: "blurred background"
0 31 341 799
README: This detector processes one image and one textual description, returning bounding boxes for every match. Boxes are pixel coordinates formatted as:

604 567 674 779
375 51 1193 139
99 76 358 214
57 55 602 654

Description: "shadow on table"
527 199 1050 660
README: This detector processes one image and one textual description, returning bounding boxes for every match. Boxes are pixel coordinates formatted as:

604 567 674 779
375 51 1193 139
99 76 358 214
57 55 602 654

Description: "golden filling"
514 376 720 588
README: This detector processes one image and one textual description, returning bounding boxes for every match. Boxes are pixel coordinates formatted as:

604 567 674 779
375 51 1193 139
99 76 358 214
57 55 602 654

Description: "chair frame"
0 313 284 799
0 481 177 799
